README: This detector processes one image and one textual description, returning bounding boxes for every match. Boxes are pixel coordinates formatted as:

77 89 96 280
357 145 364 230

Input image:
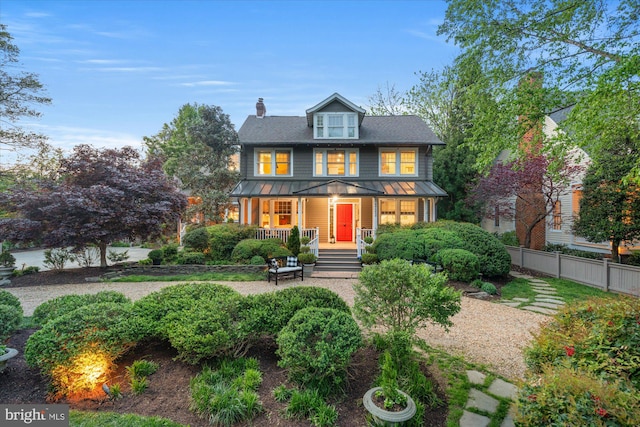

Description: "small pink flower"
564 346 575 357
596 407 607 417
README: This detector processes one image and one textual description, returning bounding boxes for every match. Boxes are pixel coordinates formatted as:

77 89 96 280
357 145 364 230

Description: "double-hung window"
314 113 358 139
379 148 418 176
314 149 358 177
255 148 292 176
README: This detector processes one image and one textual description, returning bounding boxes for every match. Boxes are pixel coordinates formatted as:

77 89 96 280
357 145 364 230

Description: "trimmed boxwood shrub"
147 249 164 265
373 231 427 261
161 243 179 262
175 251 206 265
0 304 22 341
231 238 291 263
276 307 362 393
435 248 480 282
164 293 249 364
208 224 257 262
250 255 266 265
182 227 210 253
32 291 131 326
242 286 351 337
438 221 511 277
0 289 22 313
131 283 241 339
24 302 139 398
480 282 497 295
415 227 465 260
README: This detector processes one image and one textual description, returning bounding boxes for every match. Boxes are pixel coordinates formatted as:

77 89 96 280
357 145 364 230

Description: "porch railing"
256 227 319 257
356 228 375 258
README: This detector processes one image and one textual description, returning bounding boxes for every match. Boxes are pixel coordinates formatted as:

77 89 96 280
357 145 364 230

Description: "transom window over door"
255 149 292 176
379 148 418 176
314 149 359 177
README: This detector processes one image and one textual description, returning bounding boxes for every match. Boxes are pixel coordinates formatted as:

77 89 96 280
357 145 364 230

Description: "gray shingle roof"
238 115 443 145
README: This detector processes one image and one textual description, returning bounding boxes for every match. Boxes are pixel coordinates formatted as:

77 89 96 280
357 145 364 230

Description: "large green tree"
439 0 640 180
145 103 240 223
0 24 51 150
574 140 640 262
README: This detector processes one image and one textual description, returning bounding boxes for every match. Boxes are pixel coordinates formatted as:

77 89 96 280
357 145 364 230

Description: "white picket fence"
506 246 640 297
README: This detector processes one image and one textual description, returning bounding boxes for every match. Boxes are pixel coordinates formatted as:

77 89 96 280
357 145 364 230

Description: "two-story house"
230 93 447 254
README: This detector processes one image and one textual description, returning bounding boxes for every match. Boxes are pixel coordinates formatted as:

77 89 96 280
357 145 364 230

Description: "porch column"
422 198 428 222
373 196 378 233
247 198 253 225
297 197 303 229
431 198 437 222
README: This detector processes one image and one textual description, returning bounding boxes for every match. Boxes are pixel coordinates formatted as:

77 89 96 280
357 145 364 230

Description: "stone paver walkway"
500 271 565 315
461 370 518 427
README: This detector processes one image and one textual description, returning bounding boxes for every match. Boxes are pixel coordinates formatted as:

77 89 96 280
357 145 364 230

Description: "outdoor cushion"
287 256 298 267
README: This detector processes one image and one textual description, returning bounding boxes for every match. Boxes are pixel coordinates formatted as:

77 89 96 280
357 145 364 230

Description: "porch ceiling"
230 179 447 197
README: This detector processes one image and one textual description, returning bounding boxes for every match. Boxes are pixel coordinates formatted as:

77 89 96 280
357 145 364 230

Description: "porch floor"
318 242 357 249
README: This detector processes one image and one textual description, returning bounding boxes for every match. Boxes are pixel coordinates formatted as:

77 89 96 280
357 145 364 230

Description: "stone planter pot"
0 266 14 286
0 347 18 373
302 263 315 276
363 387 416 426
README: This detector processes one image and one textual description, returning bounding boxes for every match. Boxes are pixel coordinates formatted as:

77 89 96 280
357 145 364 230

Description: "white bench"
267 256 303 285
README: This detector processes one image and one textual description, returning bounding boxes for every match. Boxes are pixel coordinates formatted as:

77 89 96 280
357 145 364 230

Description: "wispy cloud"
26 123 143 152
179 80 235 87
78 59 126 65
84 66 164 73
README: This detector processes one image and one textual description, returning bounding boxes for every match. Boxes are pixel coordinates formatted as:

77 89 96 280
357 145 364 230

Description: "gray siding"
243 145 434 181
305 198 329 241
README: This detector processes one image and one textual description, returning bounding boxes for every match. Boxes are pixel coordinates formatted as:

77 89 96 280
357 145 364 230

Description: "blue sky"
2 0 458 161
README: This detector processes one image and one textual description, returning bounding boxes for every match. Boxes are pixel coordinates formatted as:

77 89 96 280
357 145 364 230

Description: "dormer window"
314 113 358 139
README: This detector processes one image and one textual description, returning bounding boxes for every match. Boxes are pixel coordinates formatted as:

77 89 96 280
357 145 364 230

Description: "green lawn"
70 411 185 427
500 276 619 306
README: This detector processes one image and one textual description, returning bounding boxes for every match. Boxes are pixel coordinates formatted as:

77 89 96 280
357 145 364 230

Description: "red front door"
336 204 353 242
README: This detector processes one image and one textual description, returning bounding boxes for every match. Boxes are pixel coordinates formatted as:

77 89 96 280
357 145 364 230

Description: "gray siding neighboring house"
230 93 446 244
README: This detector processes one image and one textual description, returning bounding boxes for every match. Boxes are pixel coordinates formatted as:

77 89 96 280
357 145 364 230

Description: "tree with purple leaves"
0 145 187 267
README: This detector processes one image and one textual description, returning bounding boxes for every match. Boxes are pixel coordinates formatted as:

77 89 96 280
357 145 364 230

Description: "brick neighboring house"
482 106 640 257
230 93 447 254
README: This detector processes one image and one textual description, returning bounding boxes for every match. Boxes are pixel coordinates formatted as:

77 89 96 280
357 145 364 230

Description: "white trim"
378 147 419 177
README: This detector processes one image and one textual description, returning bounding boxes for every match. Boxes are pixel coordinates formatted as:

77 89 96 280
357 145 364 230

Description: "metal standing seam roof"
230 179 447 198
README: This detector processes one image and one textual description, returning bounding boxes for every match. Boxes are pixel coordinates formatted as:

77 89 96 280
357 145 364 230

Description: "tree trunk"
99 242 108 268
610 239 621 263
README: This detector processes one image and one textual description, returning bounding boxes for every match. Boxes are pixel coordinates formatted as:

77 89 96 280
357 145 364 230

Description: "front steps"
314 248 361 274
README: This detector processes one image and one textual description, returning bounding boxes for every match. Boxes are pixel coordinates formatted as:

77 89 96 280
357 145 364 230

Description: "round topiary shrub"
361 253 378 264
164 293 250 364
208 224 258 262
0 289 23 314
242 286 351 337
32 291 131 327
435 248 480 282
24 302 139 399
131 283 241 339
276 307 362 393
182 227 210 253
480 282 497 295
147 249 164 265
0 304 22 341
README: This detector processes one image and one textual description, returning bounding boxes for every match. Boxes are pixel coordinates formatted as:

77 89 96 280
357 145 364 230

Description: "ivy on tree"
0 145 188 267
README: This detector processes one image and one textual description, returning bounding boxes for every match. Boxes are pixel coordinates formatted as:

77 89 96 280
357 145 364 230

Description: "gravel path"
6 277 548 380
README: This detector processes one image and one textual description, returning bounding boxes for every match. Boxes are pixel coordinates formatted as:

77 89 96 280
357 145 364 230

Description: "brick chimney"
256 98 266 118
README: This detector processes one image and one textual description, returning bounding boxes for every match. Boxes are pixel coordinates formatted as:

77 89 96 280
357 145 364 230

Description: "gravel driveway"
6 277 548 380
